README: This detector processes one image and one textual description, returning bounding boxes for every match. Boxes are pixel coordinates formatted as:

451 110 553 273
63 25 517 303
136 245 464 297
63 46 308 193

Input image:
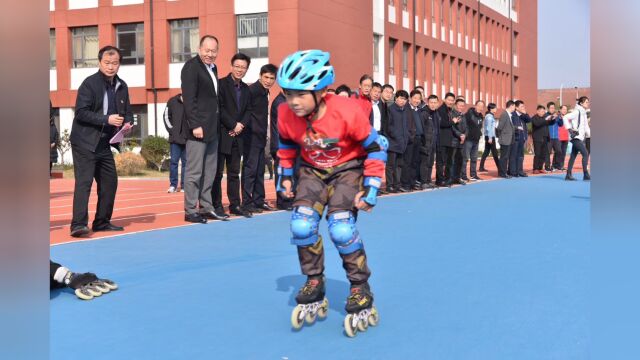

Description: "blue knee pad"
290 206 320 247
328 211 363 255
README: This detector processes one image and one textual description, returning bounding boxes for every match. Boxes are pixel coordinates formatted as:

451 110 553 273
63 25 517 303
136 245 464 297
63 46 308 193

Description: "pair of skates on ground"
65 271 119 300
290 275 379 338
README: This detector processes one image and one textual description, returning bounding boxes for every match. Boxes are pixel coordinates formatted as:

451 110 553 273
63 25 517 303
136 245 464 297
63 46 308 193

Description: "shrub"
114 152 146 176
140 136 170 171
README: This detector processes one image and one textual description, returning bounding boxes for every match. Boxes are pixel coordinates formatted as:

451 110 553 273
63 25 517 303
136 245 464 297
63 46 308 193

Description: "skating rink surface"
51 174 589 359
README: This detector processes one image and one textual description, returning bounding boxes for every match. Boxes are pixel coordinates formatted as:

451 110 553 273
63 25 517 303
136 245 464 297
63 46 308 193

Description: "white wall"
244 57 269 85
113 0 143 5
234 0 267 14
70 68 98 90
58 108 75 164
50 70 57 91
147 103 169 138
68 0 98 10
169 63 185 89
117 65 146 88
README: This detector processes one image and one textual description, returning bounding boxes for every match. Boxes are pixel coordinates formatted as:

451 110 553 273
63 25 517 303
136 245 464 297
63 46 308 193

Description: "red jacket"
276 94 384 178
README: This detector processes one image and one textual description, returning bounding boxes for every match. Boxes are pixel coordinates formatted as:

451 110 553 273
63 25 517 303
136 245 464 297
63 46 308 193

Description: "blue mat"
51 175 589 359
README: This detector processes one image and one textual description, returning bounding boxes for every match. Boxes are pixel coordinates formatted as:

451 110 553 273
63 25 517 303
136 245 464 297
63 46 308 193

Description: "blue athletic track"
51 174 589 360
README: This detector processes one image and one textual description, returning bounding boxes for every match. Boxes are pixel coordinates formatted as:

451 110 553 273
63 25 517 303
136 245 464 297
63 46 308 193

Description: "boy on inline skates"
275 50 387 337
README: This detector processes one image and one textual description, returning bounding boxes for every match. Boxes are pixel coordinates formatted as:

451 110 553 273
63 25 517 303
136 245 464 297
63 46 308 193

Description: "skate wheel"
368 307 379 327
85 285 102 297
291 306 304 330
91 282 110 294
100 279 118 291
344 314 357 338
74 288 94 300
317 298 329 319
305 311 317 324
357 318 369 332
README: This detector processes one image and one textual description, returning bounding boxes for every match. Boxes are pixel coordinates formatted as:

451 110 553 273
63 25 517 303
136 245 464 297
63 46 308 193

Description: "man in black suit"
370 82 388 134
181 35 226 223
69 46 133 237
241 64 278 213
269 90 295 210
436 92 456 187
212 53 253 218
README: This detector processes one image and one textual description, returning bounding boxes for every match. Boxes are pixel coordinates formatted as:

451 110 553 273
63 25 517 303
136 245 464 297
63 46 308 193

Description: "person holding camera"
69 46 133 237
563 96 591 181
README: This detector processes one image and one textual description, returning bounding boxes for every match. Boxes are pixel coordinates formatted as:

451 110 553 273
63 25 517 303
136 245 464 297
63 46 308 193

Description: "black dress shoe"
185 213 207 224
499 174 511 179
454 179 467 185
260 203 276 211
230 206 253 218
92 223 124 232
518 173 528 177
412 184 422 191
397 187 409 193
421 183 436 190
201 210 230 221
246 205 263 214
214 208 231 219
70 226 91 238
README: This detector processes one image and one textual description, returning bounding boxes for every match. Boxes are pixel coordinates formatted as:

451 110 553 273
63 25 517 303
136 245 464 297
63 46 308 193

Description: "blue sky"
537 0 590 89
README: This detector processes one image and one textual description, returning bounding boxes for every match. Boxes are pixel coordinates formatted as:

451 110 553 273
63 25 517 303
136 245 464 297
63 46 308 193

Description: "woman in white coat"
563 96 591 181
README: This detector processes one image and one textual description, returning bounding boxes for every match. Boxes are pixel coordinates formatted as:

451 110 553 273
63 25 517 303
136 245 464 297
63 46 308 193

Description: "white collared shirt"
207 63 218 94
371 100 381 131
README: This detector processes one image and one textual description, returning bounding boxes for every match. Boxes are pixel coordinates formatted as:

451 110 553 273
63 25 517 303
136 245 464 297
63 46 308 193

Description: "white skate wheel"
92 282 111 294
291 306 304 330
74 288 94 300
305 311 317 324
368 307 379 327
344 314 357 338
357 317 368 332
317 298 329 319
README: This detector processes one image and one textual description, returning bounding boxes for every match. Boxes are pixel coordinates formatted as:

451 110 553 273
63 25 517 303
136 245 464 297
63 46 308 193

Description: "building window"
71 26 99 68
50 29 56 69
389 0 394 6
237 13 268 59
170 19 199 63
389 38 396 75
440 0 445 26
116 23 144 65
440 54 445 88
402 43 409 78
449 0 453 28
402 0 408 11
431 51 436 81
373 34 381 72
124 105 147 144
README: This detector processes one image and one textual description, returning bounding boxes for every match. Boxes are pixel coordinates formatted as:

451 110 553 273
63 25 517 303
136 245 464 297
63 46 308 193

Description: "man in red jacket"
276 50 387 337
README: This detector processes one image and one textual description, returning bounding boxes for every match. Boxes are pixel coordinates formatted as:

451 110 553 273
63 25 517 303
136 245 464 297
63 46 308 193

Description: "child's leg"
290 167 330 281
326 168 371 286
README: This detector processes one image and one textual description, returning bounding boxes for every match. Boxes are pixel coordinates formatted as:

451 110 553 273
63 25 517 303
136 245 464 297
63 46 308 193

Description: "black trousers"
567 139 589 174
448 146 463 181
401 140 418 188
385 151 403 189
272 151 295 209
213 141 242 210
585 137 591 154
499 143 512 177
242 145 266 208
509 138 525 176
479 136 500 172
435 146 448 183
533 139 550 170
549 139 563 170
418 145 433 184
71 141 117 229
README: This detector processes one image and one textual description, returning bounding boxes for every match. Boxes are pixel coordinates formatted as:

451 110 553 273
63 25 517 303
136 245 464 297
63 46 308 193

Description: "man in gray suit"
181 35 228 223
496 100 516 178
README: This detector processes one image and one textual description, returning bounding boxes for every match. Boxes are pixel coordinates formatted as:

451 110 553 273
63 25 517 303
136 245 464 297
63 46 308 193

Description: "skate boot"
290 275 329 330
64 272 119 300
343 283 379 337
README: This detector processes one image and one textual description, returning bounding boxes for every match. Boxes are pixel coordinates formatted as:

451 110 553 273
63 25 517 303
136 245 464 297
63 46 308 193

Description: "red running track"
49 155 584 245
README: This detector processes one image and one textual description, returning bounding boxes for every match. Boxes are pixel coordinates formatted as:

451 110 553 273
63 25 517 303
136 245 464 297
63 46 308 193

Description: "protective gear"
277 50 335 91
362 129 389 162
276 166 294 193
328 211 363 255
362 177 382 206
290 206 321 247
